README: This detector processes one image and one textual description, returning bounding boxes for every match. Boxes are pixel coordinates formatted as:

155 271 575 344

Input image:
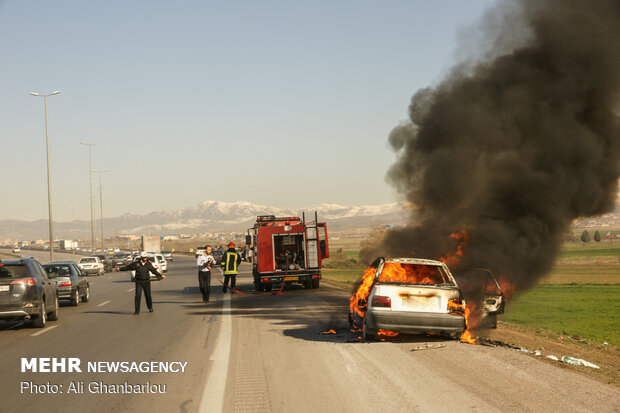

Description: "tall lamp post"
94 169 108 252
30 90 61 261
80 142 96 252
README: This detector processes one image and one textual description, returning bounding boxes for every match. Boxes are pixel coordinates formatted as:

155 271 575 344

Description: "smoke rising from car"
365 0 620 294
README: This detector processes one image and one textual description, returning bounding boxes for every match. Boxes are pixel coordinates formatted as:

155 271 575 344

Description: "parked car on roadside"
42 261 90 306
0 257 60 328
78 256 105 276
12 247 21 253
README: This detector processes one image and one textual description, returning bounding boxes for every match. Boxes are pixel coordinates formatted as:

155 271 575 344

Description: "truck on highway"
141 235 161 253
246 213 329 292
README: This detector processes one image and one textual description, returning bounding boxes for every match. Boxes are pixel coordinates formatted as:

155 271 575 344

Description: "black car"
94 254 114 272
0 257 59 328
43 261 90 306
112 253 132 267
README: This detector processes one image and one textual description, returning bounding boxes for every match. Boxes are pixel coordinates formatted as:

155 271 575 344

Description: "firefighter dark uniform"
221 243 241 293
118 254 163 314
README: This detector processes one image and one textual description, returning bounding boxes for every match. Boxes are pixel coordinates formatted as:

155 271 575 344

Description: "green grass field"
503 284 620 346
322 239 620 346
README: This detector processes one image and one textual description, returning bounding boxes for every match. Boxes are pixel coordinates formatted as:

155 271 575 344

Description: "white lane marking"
31 325 58 336
97 300 111 307
200 293 231 413
107 276 112 280
126 288 134 292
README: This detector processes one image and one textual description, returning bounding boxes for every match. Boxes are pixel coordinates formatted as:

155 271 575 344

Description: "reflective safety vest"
221 249 240 275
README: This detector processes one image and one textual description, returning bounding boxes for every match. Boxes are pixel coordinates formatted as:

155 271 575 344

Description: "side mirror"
245 235 251 246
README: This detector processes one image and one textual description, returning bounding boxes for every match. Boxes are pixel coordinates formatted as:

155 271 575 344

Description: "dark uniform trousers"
135 280 153 312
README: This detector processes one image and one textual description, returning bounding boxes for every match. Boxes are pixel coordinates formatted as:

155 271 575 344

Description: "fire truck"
246 213 329 292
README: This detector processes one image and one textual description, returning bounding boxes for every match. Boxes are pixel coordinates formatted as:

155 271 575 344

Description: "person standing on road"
221 242 241 294
196 245 215 302
117 252 165 314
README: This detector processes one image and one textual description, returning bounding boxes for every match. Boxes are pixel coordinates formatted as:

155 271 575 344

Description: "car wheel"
48 295 59 321
33 300 46 328
82 285 90 302
70 288 80 306
265 284 273 292
312 278 320 289
362 319 375 342
303 279 312 289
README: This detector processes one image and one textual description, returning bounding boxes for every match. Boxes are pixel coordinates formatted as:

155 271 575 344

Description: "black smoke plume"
365 0 620 294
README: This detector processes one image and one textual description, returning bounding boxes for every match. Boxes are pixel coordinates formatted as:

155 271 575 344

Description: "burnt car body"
0 257 59 328
357 258 467 340
452 267 505 328
42 261 90 306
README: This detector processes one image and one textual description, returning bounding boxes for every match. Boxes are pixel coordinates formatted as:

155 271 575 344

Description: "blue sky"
0 0 497 221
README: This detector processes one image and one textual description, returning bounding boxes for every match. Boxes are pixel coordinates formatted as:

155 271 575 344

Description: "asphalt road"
1 249 618 412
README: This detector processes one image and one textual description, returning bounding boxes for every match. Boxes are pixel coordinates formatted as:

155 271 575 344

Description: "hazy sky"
1 0 497 222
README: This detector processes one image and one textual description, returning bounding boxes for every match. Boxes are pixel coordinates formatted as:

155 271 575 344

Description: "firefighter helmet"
228 242 235 248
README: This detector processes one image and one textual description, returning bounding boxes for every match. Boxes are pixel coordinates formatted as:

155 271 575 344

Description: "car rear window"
43 265 72 277
80 258 96 263
0 264 30 278
378 263 452 285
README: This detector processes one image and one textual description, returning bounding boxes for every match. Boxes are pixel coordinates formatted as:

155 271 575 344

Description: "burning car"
350 257 506 342
351 258 467 341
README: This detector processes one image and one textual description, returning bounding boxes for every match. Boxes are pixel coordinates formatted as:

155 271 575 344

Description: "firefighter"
221 242 241 293
117 252 165 314
196 245 216 302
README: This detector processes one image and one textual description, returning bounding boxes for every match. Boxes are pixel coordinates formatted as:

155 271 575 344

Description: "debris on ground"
410 343 446 351
561 356 600 369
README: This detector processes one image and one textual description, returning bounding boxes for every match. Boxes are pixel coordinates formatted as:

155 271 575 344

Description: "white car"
155 254 167 273
352 257 505 341
78 256 105 276
12 247 21 253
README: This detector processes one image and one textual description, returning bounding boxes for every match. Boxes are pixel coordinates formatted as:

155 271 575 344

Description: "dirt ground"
479 321 620 387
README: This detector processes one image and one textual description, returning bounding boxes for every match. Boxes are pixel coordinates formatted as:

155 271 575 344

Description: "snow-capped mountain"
1 200 409 240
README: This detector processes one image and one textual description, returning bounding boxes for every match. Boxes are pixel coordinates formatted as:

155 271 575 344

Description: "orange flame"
377 329 399 337
349 266 377 320
460 302 479 344
498 278 515 300
440 230 470 268
321 329 336 335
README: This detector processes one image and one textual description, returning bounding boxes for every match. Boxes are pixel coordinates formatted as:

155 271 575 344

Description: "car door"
32 261 55 308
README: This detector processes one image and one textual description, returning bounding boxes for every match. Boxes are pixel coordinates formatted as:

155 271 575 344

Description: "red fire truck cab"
246 214 329 292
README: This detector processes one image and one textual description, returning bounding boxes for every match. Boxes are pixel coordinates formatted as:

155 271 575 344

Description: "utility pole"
94 169 108 252
80 142 96 252
30 90 61 262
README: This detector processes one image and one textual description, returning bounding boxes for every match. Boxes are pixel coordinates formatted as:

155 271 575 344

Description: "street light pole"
94 169 108 252
80 142 96 253
30 90 61 262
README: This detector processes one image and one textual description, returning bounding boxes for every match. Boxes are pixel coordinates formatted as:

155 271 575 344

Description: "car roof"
384 258 447 266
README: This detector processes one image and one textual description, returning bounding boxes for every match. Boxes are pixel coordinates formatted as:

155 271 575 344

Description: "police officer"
117 252 165 314
221 242 241 293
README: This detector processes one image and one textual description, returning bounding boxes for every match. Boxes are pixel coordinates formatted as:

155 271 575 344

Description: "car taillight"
262 277 269 282
11 278 35 286
94 265 99 268
60 281 72 287
448 298 465 315
372 295 391 308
